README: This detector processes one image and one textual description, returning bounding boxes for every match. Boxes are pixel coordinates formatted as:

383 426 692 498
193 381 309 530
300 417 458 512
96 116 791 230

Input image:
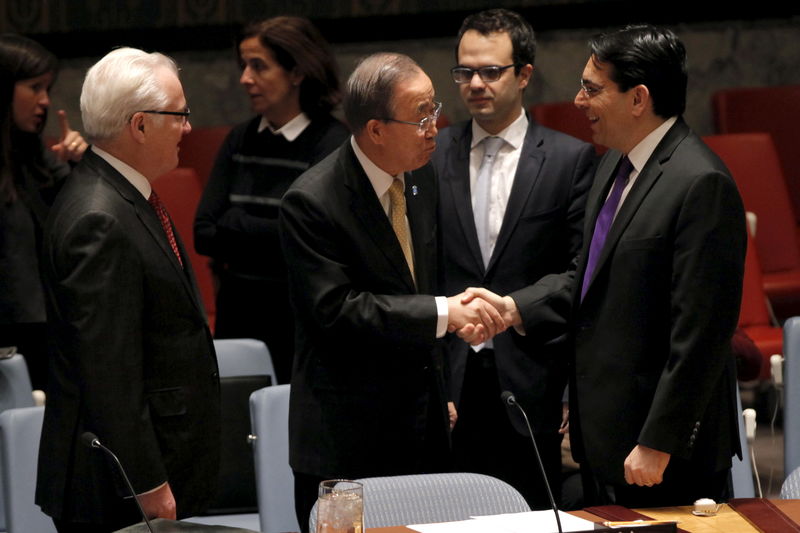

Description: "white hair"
80 47 178 142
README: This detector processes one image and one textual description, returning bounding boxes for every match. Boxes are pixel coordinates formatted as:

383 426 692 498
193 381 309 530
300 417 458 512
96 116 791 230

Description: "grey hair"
80 47 178 142
343 52 421 134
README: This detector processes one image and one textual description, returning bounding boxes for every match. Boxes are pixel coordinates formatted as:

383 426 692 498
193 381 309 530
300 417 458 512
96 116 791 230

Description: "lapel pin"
411 185 419 196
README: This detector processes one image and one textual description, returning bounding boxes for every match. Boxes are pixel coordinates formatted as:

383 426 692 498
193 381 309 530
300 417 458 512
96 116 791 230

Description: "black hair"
588 24 687 118
456 8 536 75
0 33 59 202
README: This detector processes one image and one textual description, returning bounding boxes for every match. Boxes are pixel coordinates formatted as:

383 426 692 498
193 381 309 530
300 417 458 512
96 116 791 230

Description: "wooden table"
370 500 800 532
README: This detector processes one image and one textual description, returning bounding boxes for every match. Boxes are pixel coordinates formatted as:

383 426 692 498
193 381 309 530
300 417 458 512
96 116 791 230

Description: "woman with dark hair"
0 34 86 390
195 16 348 384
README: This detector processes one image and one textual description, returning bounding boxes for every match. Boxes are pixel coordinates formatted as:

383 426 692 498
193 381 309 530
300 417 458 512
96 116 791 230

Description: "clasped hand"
446 287 520 345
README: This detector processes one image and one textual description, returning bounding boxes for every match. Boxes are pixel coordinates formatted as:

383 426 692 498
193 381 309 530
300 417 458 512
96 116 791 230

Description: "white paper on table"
471 510 598 532
407 510 596 533
406 519 507 533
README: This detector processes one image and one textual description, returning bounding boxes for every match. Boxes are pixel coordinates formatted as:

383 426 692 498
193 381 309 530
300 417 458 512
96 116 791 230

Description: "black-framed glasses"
381 101 442 133
138 108 191 124
579 79 604 97
451 64 518 84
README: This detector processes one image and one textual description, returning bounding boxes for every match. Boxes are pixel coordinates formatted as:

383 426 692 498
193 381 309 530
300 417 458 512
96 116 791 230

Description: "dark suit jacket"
36 150 221 525
514 118 746 485
280 141 449 479
434 117 595 434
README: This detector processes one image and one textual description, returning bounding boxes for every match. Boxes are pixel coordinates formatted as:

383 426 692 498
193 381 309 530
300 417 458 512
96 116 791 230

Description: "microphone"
82 432 156 533
501 391 563 533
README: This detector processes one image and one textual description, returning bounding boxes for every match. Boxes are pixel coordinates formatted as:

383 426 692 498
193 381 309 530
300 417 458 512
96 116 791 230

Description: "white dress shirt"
350 137 449 337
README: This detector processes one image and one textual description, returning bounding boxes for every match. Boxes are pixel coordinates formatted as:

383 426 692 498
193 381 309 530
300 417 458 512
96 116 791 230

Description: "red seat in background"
530 101 606 155
152 167 217 332
713 85 800 225
178 125 232 185
739 229 782 380
704 133 800 320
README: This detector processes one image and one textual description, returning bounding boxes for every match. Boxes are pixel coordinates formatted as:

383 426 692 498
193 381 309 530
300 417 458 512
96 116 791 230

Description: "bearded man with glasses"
432 8 596 509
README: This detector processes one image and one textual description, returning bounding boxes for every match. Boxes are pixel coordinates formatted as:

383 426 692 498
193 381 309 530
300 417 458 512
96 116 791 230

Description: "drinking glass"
316 479 363 533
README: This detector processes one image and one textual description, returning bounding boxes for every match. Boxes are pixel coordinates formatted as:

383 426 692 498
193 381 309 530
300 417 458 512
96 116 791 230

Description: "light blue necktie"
473 136 505 268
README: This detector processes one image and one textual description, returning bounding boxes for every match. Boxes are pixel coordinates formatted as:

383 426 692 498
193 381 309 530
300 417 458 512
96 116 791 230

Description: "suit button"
211 371 219 379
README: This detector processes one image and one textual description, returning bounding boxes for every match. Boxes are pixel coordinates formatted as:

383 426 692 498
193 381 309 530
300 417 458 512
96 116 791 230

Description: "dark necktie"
148 190 183 268
580 156 633 301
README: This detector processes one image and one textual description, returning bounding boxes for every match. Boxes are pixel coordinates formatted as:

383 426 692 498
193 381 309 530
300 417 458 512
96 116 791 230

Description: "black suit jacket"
514 118 746 485
280 141 449 479
36 151 221 525
434 117 595 433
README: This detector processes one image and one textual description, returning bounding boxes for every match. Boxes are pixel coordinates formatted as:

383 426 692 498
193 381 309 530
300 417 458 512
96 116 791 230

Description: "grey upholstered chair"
309 472 531 532
781 467 800 499
784 318 800 476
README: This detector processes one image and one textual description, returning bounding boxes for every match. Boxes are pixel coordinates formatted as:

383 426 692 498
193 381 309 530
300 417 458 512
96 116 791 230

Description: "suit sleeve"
638 170 745 458
510 142 596 344
53 210 167 495
279 185 439 351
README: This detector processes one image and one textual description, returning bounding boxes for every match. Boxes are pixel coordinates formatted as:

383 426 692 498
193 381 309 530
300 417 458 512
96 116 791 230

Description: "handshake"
446 288 522 346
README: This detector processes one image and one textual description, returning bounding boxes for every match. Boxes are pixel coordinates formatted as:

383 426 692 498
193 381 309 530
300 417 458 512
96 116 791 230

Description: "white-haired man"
36 48 220 532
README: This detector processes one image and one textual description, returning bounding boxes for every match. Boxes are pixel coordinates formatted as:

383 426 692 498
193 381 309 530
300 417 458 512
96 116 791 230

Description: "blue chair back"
0 406 55 533
785 318 800 475
249 385 297 533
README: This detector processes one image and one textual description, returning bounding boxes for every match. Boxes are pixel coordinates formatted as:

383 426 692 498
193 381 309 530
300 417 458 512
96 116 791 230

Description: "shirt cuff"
435 296 448 338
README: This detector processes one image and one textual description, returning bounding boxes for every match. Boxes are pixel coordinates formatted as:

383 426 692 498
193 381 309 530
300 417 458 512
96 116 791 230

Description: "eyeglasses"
381 101 442 133
579 79 603 97
138 108 191 124
451 64 517 84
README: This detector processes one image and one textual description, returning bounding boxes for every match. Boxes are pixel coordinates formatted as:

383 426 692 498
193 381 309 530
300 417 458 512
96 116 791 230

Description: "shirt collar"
350 136 402 200
258 112 311 141
627 116 678 173
470 108 528 151
91 145 151 199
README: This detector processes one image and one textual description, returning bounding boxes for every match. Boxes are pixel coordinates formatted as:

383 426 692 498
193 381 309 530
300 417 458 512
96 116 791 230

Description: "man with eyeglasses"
37 48 220 532
432 8 595 509
280 52 506 531
464 25 745 508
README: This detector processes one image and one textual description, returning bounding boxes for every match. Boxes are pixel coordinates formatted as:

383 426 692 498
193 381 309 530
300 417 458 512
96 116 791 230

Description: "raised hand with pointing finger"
50 109 87 162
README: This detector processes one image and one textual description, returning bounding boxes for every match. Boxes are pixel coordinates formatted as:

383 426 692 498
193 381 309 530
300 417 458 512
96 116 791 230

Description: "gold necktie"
388 179 415 283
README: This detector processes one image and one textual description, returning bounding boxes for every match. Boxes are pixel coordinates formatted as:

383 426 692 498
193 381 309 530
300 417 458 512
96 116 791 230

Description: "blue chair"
731 387 756 497
0 406 55 533
184 339 275 530
785 318 800 476
0 354 36 531
309 473 531 532
0 353 34 413
214 338 276 383
249 385 297 533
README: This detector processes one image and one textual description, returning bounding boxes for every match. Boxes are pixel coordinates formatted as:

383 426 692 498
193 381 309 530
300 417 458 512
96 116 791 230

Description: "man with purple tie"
463 25 746 508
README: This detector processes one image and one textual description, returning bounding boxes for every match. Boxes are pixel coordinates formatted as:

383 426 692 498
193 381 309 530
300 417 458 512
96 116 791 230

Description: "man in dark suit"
464 25 746 508
36 48 220 532
280 53 505 531
433 8 595 508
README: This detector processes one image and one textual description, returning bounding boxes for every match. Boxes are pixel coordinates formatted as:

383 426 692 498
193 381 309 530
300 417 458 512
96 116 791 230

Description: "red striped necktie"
148 190 183 268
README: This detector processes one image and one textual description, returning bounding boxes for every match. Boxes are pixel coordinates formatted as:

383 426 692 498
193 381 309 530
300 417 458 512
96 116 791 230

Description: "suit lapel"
86 152 204 314
580 119 691 302
490 120 546 273
342 145 417 292
444 124 486 273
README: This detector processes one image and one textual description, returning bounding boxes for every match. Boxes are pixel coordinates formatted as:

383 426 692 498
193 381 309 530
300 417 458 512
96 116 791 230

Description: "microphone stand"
82 432 156 533
501 391 563 533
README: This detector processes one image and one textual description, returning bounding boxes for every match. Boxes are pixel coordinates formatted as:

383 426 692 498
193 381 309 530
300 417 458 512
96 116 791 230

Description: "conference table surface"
367 500 800 532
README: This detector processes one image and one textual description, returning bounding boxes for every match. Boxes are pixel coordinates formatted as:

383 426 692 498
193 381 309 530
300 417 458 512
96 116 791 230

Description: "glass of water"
316 479 363 533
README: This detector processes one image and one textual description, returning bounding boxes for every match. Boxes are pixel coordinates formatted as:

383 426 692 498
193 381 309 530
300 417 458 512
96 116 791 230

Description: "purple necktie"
580 156 633 301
